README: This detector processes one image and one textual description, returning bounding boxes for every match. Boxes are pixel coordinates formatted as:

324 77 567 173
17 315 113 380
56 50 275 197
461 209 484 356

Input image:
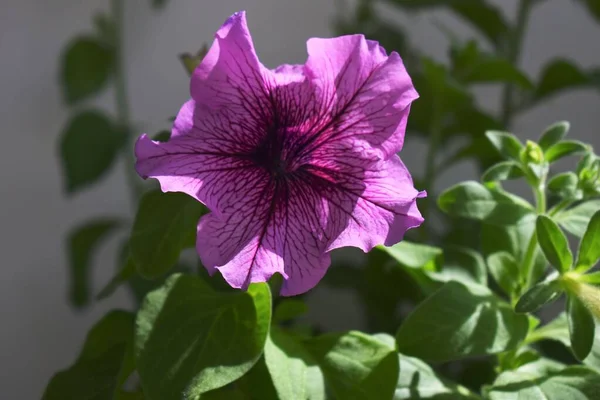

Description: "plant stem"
112 0 142 204
521 181 547 291
500 0 534 127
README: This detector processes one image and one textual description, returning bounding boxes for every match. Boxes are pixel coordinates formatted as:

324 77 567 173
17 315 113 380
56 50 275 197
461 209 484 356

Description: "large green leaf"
59 110 123 193
60 36 113 104
576 210 600 271
527 313 570 347
130 191 206 278
487 252 520 296
43 311 135 400
536 215 573 273
396 281 528 361
374 333 478 399
482 162 525 183
264 327 325 400
380 241 443 271
438 181 535 225
67 218 121 307
135 274 271 398
488 365 600 399
555 200 600 237
306 331 399 399
435 246 487 286
545 140 589 163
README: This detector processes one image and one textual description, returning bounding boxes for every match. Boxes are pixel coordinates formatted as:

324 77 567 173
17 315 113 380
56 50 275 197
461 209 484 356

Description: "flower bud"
520 140 544 165
563 274 600 320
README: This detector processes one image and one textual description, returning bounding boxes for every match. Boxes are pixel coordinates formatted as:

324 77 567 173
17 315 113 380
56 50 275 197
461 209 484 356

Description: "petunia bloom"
135 11 424 296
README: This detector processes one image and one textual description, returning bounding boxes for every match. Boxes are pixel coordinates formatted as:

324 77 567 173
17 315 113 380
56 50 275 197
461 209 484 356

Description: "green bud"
520 140 544 165
563 273 600 321
578 156 600 195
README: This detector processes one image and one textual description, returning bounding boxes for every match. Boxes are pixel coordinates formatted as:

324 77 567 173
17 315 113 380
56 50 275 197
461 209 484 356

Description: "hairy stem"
500 0 535 127
521 182 547 292
112 0 142 203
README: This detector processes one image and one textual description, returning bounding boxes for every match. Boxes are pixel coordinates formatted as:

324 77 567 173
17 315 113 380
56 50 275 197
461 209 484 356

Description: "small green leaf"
515 280 563 313
568 295 596 360
438 181 535 225
539 121 570 151
380 241 443 271
487 252 520 296
135 274 271 398
548 172 580 199
61 36 113 104
485 131 524 160
264 327 325 400
527 313 570 347
130 191 206 279
67 218 121 307
306 331 399 399
488 365 600 399
179 45 209 76
545 140 589 163
396 281 528 361
273 299 308 324
556 200 600 237
534 59 592 102
59 110 123 193
536 215 573 273
42 311 134 400
482 161 525 182
576 210 600 271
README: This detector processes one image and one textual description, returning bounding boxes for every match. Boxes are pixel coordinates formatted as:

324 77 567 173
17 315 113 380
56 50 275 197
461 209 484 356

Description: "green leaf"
488 365 600 399
545 140 589 163
130 191 206 279
306 331 399 399
556 200 600 237
584 321 600 372
539 121 570 151
152 129 171 142
380 241 443 271
67 218 121 307
273 299 308 324
548 172 580 200
534 59 593 102
43 311 134 400
93 13 115 47
395 357 478 399
236 356 279 399
515 280 563 313
568 295 596 360
527 313 570 347
576 210 600 271
485 131 524 160
438 181 534 225
61 36 113 104
59 110 123 193
396 281 528 361
464 58 533 89
436 246 487 286
389 0 508 45
574 0 600 24
264 327 325 400
482 161 525 182
135 274 271 398
152 0 169 9
179 45 209 76
536 215 573 273
487 252 520 296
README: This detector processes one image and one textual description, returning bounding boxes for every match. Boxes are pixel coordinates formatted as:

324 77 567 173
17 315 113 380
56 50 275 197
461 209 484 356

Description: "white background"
1 0 599 398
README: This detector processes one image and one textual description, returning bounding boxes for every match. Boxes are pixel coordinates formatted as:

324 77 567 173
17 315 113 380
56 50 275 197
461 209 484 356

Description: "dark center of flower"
250 124 295 178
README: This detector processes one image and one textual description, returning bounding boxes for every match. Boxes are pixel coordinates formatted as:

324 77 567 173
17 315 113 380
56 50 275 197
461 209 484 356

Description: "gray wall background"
1 0 599 398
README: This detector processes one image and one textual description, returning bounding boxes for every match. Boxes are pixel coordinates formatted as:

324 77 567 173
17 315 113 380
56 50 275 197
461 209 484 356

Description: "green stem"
520 182 547 292
112 0 142 203
420 100 443 241
500 0 534 127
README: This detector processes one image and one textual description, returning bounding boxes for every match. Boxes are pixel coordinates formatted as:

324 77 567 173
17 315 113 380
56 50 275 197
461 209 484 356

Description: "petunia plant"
46 3 600 400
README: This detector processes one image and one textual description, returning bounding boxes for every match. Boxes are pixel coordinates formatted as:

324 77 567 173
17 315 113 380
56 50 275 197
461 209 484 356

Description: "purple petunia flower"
135 11 425 296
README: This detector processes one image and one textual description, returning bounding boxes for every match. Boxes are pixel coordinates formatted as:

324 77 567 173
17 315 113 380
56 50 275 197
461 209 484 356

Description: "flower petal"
303 150 424 253
303 35 418 158
196 176 335 296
